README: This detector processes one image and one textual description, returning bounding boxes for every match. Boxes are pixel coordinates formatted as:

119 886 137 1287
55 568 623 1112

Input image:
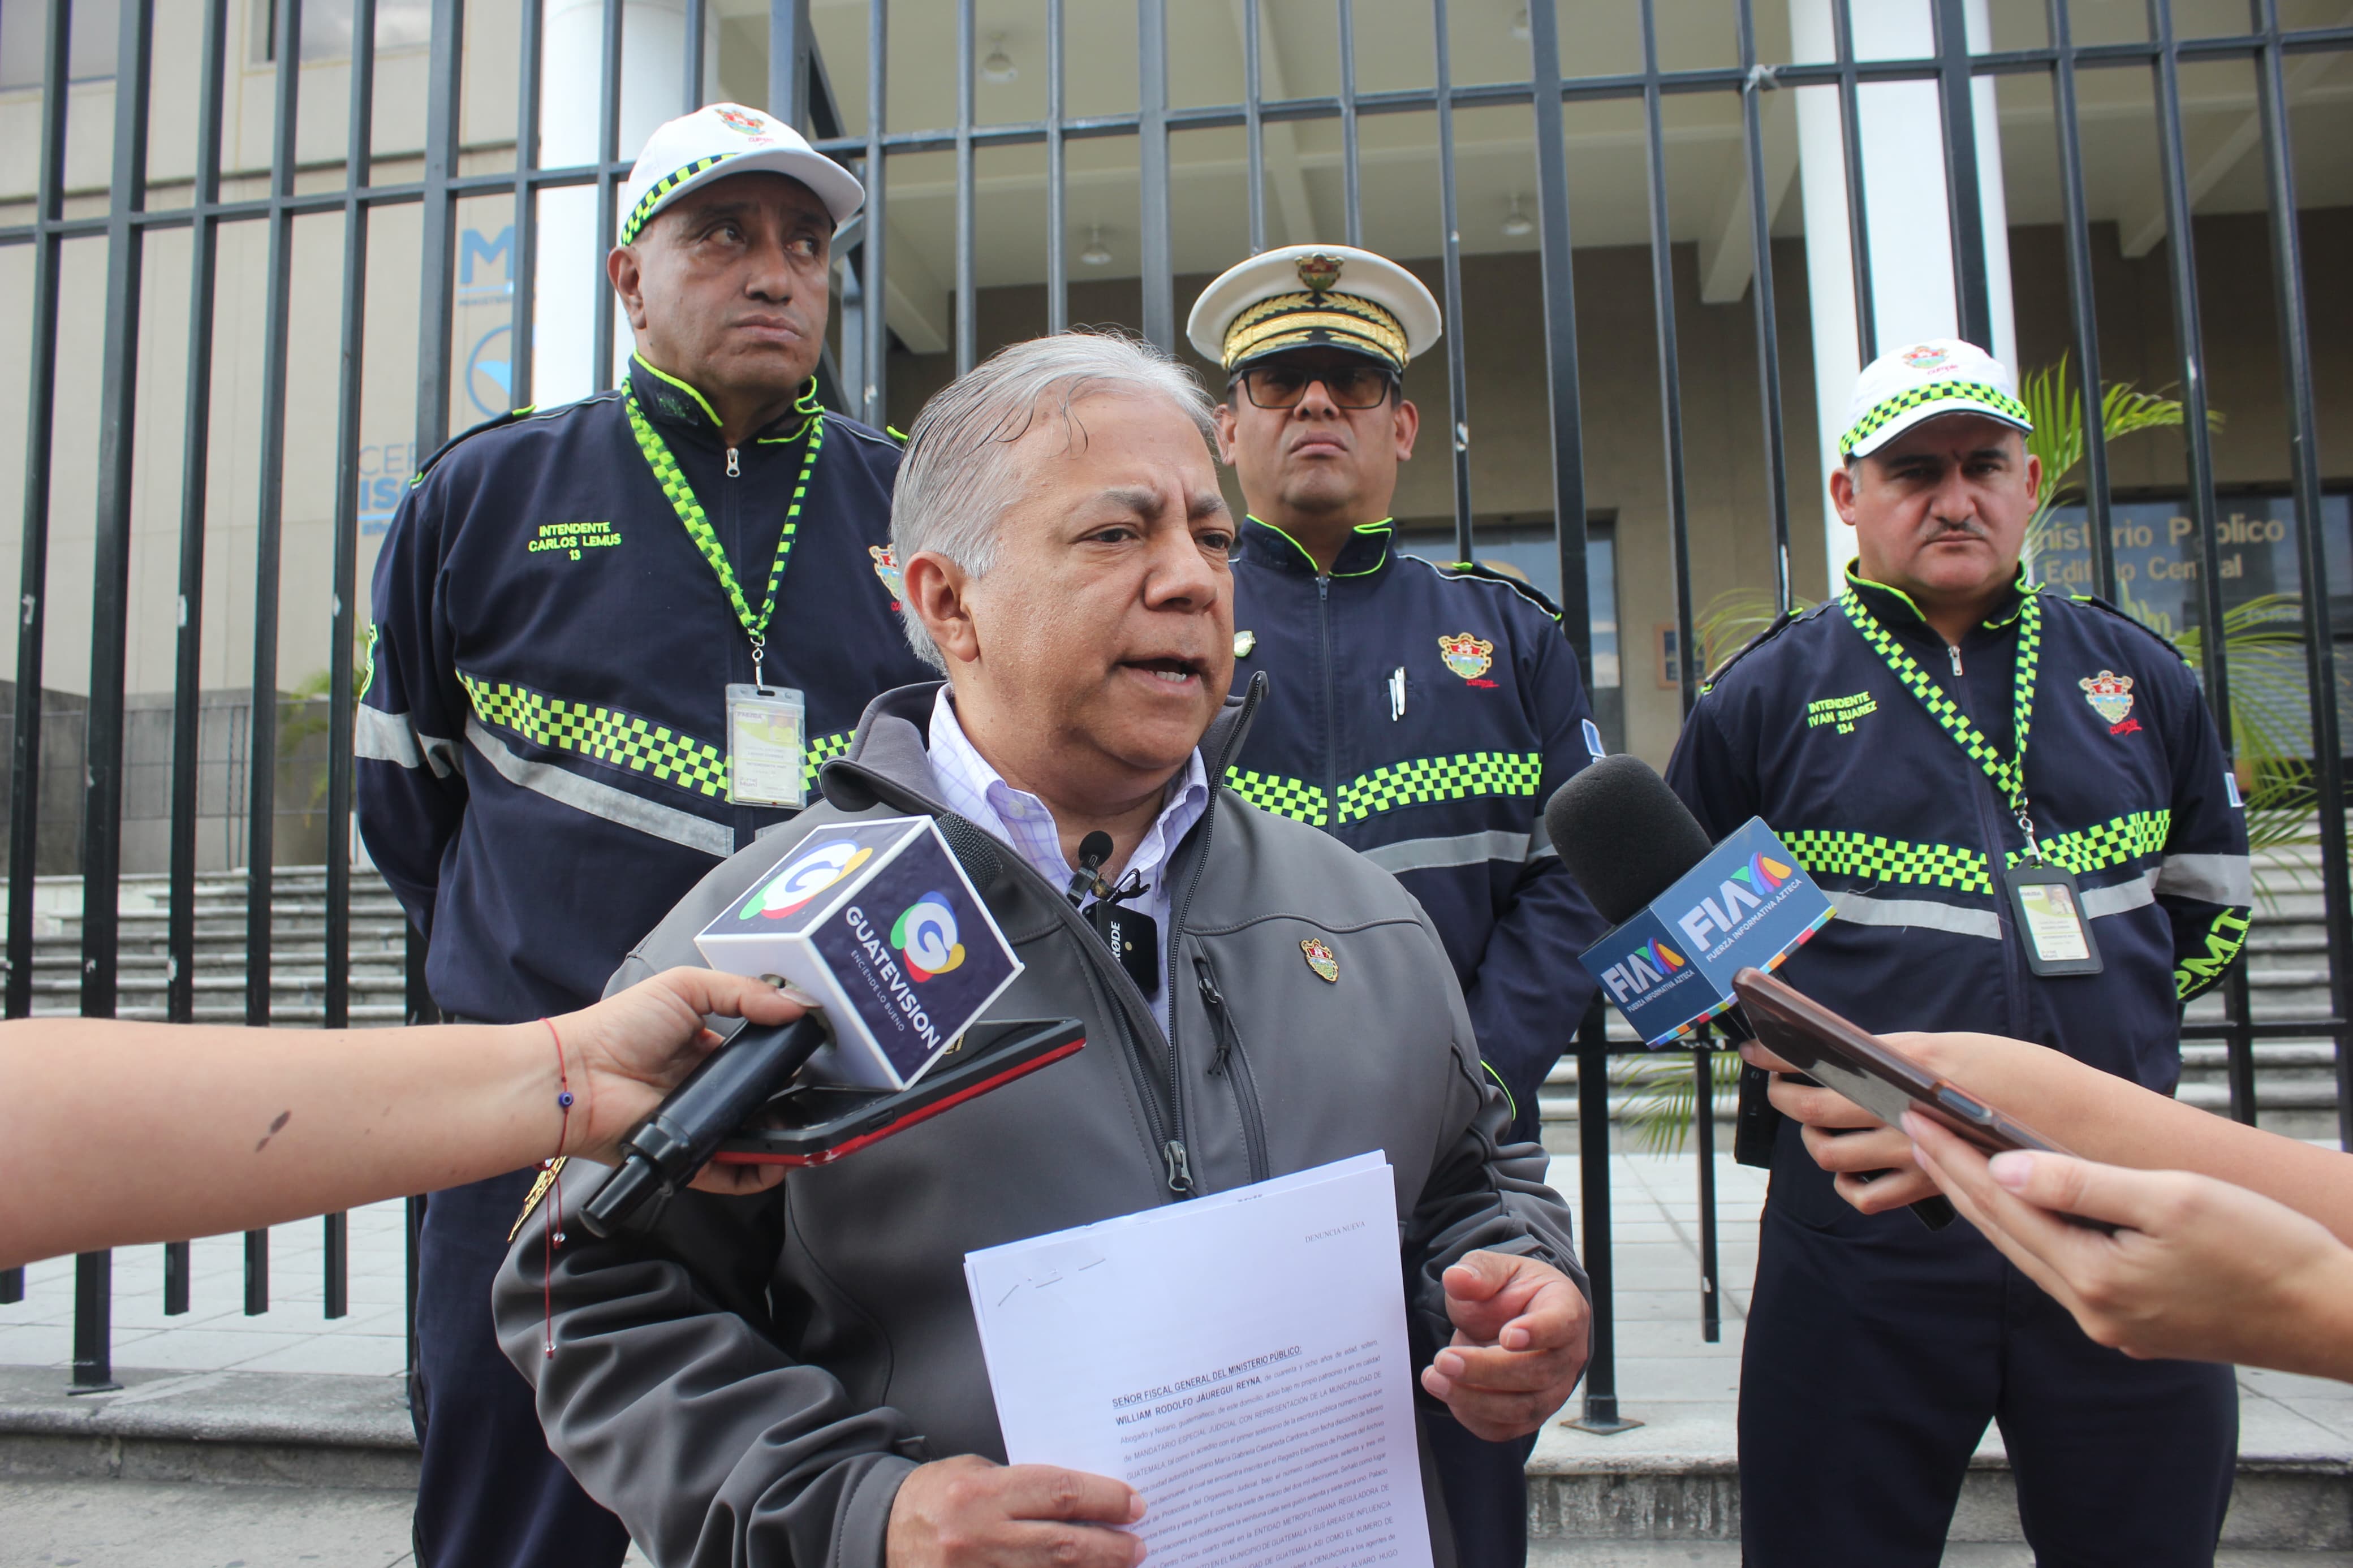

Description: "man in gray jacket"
495 332 1590 1568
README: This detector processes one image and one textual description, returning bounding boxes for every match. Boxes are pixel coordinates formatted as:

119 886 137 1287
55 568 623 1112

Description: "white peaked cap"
619 102 865 245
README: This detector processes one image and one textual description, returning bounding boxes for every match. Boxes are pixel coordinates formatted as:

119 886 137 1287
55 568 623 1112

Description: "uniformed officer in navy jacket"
1186 244 1608 1568
1669 340 2252 1566
357 103 932 1568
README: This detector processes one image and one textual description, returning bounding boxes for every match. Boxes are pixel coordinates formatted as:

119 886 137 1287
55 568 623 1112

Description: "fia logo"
1601 938 1686 1004
1674 853 1792 953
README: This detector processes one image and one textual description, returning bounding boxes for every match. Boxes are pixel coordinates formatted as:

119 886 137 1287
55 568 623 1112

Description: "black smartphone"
1731 966 2076 1158
712 1017 1085 1167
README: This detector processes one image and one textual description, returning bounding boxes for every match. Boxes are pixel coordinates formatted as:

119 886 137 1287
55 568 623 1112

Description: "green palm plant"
1611 1045 1743 1156
2167 591 2328 897
2021 353 2210 568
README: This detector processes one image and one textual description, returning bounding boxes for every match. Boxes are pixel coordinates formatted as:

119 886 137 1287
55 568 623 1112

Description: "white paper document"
964 1153 1434 1568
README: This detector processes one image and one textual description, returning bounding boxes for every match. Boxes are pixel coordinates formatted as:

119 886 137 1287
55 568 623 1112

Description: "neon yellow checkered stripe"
803 729 853 791
1841 380 2032 456
1337 751 1541 823
1782 830 1994 896
1842 591 2037 807
1223 768 1329 827
462 672 729 798
620 155 729 245
1223 752 1542 827
2011 810 2170 877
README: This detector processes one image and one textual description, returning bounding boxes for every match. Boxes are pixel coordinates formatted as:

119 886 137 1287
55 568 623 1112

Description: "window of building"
2035 487 2353 758
1395 516 1624 754
1 0 118 89
254 0 433 64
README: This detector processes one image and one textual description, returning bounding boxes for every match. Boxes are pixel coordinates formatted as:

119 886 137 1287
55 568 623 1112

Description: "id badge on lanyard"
726 683 807 808
1843 589 2104 977
2002 862 2103 977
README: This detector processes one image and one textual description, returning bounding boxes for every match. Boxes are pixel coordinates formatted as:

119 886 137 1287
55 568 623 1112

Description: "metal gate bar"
0 0 2344 1419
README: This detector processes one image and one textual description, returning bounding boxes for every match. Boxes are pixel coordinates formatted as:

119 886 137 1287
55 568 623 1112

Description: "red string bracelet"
540 1018 574 1358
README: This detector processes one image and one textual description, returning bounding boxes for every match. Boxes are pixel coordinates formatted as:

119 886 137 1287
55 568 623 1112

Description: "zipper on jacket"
1155 671 1270 1199
1198 960 1242 1075
725 446 740 477
1196 954 1272 1183
1941 628 2030 1033
1316 576 1340 831
1949 645 1963 677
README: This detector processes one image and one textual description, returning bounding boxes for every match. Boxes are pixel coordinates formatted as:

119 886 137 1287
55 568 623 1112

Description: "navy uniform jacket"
1225 516 1607 1120
357 356 933 1023
1667 567 2251 1094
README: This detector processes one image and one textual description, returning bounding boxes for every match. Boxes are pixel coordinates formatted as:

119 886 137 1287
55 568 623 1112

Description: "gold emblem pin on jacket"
1300 937 1339 983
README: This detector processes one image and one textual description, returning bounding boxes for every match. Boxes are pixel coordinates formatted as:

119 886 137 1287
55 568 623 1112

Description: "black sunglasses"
1234 361 1399 411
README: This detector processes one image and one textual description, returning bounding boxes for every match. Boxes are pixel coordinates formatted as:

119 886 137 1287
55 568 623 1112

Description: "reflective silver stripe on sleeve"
1361 829 1532 876
1527 813 1557 862
465 720 733 858
1829 889 2002 941
2154 852 2253 906
355 704 422 768
2081 869 2159 920
355 704 462 778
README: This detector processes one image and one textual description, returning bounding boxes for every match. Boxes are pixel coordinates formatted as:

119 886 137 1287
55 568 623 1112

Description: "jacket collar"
1238 515 1394 579
626 353 819 447
824 674 1268 821
1842 558 2039 639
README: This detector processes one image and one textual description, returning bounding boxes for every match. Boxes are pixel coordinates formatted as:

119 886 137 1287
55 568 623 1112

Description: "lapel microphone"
1066 831 1115 906
1064 830 1158 996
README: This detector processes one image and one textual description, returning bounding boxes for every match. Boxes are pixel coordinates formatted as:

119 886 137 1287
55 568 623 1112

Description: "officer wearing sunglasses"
1186 245 1608 1568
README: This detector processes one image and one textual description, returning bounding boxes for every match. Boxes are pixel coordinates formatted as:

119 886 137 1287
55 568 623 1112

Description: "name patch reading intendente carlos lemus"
528 520 623 559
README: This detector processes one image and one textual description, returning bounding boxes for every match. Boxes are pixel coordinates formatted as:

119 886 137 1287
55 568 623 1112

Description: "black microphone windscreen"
1076 831 1114 869
1544 754 1716 925
936 813 1006 890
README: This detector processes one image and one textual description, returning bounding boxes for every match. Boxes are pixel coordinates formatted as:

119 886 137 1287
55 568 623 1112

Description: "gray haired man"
495 332 1591 1568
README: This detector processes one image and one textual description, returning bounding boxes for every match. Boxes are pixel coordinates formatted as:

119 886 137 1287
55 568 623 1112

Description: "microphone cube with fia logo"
695 816 1025 1090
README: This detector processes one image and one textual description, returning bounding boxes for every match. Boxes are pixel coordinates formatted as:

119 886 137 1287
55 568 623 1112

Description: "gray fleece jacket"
494 677 1585 1568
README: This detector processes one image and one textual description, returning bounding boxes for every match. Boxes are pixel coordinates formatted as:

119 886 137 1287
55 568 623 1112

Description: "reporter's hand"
1418 1251 1591 1440
555 969 806 1195
1738 1040 1941 1212
887 1455 1145 1567
1904 1111 2353 1380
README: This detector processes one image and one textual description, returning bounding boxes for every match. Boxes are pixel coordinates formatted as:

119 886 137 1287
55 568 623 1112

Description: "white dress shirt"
926 687 1209 1033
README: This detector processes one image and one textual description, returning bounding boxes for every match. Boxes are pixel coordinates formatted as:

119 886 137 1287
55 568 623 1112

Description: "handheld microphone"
1545 757 1831 1047
1544 757 1954 1228
580 1015 830 1237
581 813 1045 1237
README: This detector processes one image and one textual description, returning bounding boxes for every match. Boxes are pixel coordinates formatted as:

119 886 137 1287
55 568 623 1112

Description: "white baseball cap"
618 102 864 247
1185 244 1442 374
1841 338 2032 460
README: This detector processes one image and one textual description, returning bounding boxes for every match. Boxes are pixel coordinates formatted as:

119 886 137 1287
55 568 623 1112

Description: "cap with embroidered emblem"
618 102 865 247
1186 244 1442 375
1841 338 2032 460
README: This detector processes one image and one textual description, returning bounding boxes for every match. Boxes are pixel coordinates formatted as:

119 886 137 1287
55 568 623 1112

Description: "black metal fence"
3 0 2348 1424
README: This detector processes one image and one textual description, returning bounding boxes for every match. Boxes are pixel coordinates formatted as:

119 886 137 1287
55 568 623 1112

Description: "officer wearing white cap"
358 102 932 1568
1665 339 2250 1565
1190 245 1605 1568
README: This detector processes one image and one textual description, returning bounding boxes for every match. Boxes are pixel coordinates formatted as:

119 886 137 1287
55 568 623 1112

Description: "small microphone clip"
1065 830 1115 908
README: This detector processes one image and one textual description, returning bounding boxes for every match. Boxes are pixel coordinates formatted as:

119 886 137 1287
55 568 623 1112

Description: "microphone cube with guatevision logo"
694 817 1024 1091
